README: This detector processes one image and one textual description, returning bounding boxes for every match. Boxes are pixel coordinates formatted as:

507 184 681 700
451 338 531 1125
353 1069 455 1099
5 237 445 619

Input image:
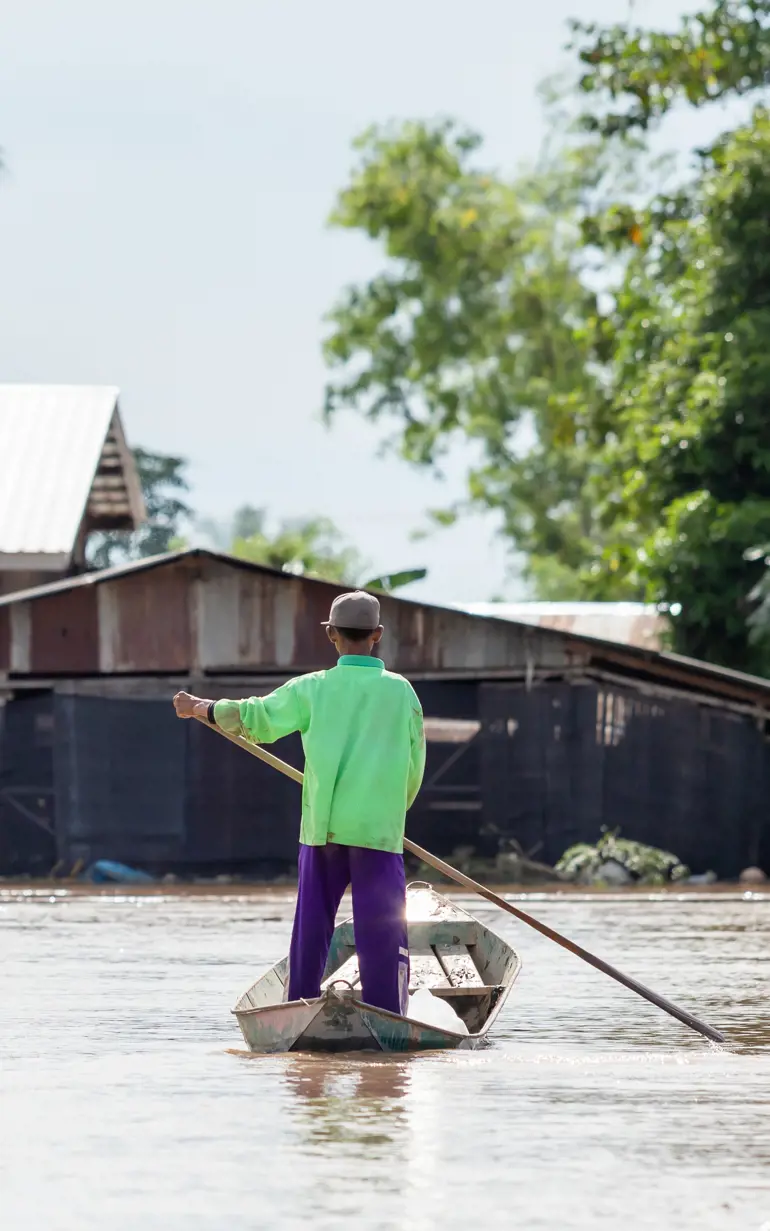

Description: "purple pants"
286 843 409 1014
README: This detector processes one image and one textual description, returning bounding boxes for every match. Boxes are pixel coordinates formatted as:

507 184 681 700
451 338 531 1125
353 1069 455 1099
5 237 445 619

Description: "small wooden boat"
232 882 521 1053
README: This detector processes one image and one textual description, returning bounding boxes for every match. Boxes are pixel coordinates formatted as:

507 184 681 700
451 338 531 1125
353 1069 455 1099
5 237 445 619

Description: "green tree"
231 510 365 582
583 117 770 669
197 504 426 592
571 1 770 136
323 111 643 600
570 2 770 670
322 12 770 669
88 448 192 568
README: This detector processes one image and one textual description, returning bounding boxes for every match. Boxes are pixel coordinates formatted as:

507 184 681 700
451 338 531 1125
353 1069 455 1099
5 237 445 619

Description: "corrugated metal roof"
453 601 666 650
0 384 134 564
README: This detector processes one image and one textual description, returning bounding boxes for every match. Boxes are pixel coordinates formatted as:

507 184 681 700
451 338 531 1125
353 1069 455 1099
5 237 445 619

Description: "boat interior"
235 884 520 1035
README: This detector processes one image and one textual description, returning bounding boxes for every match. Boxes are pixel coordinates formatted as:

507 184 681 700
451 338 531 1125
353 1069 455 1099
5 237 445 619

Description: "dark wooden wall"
480 681 768 877
1 678 767 878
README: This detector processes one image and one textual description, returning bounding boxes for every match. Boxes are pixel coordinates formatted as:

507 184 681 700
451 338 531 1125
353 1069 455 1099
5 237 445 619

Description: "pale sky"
0 0 724 603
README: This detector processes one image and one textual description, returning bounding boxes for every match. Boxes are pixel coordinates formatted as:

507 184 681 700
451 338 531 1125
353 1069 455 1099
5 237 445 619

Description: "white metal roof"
451 601 666 650
0 385 143 568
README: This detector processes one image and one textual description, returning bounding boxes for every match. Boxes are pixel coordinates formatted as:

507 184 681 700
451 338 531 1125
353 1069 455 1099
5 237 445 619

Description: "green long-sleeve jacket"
213 655 426 853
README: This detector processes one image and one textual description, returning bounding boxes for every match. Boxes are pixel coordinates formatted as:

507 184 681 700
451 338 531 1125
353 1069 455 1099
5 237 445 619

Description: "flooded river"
1 888 768 1230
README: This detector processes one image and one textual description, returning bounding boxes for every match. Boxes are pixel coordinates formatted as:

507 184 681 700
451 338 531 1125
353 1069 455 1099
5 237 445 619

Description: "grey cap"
323 591 381 630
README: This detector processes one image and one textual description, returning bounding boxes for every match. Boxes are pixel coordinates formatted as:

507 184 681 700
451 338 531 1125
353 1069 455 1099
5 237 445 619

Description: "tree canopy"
88 448 192 569
199 505 366 582
323 3 770 672
323 110 634 602
572 1 770 670
89 463 425 593
196 505 425 592
571 1 770 134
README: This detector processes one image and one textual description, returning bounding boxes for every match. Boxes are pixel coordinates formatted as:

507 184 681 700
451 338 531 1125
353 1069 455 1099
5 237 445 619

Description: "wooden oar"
194 715 726 1044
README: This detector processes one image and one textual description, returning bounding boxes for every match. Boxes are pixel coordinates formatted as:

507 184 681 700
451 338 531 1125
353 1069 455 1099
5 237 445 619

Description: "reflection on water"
281 1053 413 1104
282 1056 411 1150
1 889 769 1230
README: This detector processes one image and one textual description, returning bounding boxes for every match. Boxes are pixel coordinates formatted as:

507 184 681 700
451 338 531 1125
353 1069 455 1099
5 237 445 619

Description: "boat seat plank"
433 944 484 987
431 984 504 999
335 920 479 950
408 946 450 991
324 947 481 994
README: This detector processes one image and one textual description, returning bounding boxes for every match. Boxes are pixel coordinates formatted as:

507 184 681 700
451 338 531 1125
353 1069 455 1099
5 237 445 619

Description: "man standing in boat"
172 591 426 1016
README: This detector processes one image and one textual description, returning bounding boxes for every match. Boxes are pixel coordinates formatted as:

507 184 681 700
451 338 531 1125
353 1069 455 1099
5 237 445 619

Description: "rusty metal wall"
191 562 547 676
30 586 100 674
0 569 55 597
3 550 770 723
290 574 350 667
0 553 576 678
196 564 336 671
99 565 192 672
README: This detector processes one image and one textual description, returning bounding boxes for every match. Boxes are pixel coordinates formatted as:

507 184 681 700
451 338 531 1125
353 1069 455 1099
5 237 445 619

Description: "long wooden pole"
195 716 726 1044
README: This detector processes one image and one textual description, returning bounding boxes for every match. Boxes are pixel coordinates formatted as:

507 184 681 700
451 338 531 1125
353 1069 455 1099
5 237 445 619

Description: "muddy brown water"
1 887 768 1231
